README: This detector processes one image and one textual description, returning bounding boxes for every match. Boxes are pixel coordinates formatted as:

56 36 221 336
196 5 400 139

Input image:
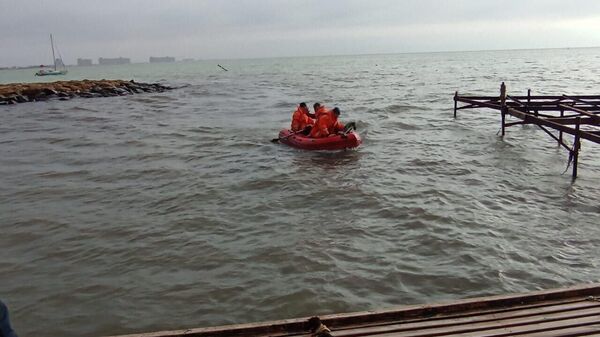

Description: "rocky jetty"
0 79 173 105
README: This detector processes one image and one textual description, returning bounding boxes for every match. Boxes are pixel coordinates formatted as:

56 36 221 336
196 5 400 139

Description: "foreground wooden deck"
110 283 600 337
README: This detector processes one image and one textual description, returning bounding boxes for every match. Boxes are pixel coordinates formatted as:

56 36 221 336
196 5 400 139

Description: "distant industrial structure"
98 57 130 65
149 56 175 63
55 58 65 67
77 58 93 66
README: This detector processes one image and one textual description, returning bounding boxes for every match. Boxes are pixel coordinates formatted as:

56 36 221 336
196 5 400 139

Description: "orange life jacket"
315 105 330 119
291 106 315 132
309 113 345 138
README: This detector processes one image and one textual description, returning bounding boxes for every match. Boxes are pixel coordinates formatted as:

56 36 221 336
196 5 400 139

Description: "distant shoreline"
2 45 599 69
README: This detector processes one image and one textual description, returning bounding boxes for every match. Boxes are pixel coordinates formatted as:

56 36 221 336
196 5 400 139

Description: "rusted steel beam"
456 105 478 110
455 95 500 100
457 95 600 101
563 95 600 110
505 121 527 127
507 107 600 144
521 106 600 112
457 103 600 113
455 97 502 110
507 95 528 107
536 124 572 151
558 104 600 124
545 117 598 125
533 112 581 119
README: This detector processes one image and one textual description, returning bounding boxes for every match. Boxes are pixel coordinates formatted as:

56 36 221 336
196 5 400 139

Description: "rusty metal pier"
453 83 600 179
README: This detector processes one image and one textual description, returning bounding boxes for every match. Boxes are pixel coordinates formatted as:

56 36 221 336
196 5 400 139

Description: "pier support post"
526 89 531 113
500 82 506 137
559 108 564 145
454 91 458 118
572 118 581 179
501 107 506 136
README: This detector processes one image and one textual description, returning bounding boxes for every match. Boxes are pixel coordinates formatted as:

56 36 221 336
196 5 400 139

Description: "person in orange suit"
291 102 315 134
309 107 345 138
312 102 330 119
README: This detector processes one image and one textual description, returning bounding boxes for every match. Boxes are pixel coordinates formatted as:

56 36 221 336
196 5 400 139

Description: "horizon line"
2 45 599 68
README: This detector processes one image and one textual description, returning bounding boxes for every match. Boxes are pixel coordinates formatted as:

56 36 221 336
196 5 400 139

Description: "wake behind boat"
35 34 68 76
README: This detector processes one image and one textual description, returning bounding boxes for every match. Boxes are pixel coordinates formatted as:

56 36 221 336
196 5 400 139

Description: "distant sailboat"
35 34 68 76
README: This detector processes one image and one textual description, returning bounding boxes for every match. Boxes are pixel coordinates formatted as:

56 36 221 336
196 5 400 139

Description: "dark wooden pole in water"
501 107 506 136
526 89 531 114
500 82 507 136
559 108 564 145
454 91 458 118
572 117 581 179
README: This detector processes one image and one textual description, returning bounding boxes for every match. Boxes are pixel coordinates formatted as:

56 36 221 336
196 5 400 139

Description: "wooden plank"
108 283 600 337
334 301 600 336
334 298 595 333
370 312 600 337
321 285 600 330
506 324 600 337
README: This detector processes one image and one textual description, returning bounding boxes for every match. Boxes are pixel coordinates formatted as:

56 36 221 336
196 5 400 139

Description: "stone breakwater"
0 79 173 105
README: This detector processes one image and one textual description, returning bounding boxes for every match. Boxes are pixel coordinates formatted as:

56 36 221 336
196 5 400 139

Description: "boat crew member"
312 102 330 120
291 102 315 135
309 107 345 138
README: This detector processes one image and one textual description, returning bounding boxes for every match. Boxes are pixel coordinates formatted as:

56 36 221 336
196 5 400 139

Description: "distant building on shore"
77 58 93 66
149 56 175 63
98 57 130 65
55 58 65 67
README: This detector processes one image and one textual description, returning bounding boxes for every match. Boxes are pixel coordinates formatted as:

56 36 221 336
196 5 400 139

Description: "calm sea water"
2 48 600 337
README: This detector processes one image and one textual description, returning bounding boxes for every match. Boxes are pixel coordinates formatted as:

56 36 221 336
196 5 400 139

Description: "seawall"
0 79 173 105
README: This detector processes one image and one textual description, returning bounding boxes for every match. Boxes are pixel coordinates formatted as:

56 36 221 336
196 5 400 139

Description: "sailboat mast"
50 34 57 70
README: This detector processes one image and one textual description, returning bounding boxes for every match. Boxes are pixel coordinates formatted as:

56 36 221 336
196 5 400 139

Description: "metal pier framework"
453 83 600 179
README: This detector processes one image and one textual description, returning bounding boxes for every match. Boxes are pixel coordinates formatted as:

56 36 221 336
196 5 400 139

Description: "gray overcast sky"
1 0 600 67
